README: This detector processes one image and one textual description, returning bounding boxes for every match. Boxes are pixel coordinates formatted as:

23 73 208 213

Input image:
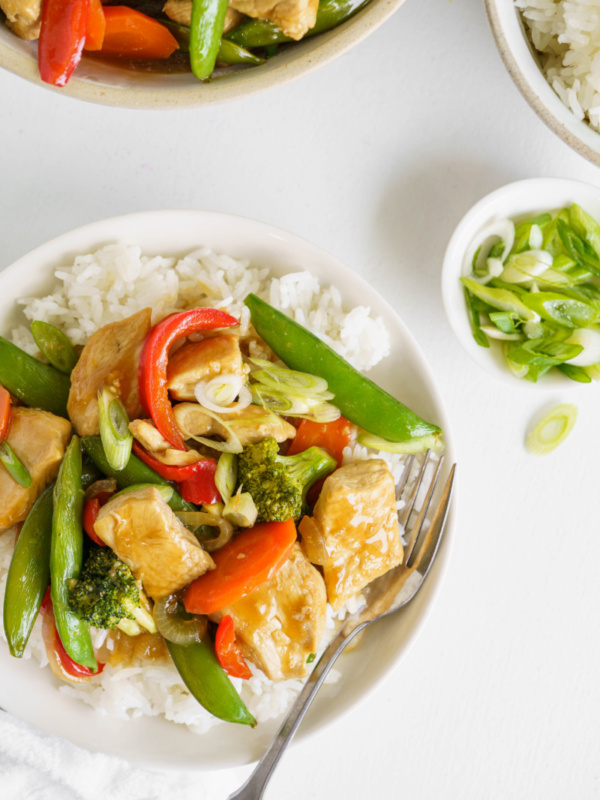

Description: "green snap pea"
0 441 32 487
244 294 441 443
190 0 229 79
226 0 370 48
3 483 54 657
51 436 97 671
31 321 78 375
162 20 265 65
81 436 195 512
0 336 70 418
167 638 256 726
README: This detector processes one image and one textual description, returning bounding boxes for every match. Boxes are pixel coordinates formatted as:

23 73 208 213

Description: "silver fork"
228 453 457 800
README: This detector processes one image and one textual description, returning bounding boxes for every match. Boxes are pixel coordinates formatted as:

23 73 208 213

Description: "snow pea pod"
167 637 256 726
51 436 98 671
244 294 441 443
31 321 78 375
81 435 195 512
161 20 264 64
3 483 54 657
226 0 370 48
0 336 70 418
190 0 229 79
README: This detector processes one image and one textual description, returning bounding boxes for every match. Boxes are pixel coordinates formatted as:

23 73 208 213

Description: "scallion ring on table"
194 373 252 414
153 593 207 646
97 387 133 470
525 403 578 456
0 441 32 487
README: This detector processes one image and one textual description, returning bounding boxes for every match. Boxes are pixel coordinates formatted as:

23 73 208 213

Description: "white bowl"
0 210 456 770
442 177 600 389
0 0 407 108
485 0 600 168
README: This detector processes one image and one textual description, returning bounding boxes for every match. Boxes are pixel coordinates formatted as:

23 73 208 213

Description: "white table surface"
2 0 600 797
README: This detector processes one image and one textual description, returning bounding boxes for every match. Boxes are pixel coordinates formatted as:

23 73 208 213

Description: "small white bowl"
485 0 600 168
442 177 600 389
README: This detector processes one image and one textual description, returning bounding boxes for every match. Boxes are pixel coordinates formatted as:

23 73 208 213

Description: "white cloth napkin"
0 711 252 800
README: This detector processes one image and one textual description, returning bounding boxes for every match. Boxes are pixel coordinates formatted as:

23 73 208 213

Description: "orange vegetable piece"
184 519 297 615
215 615 252 680
0 385 11 442
287 416 353 465
84 0 106 51
101 6 179 60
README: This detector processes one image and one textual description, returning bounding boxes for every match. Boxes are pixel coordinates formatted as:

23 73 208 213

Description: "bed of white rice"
0 244 423 734
516 0 600 131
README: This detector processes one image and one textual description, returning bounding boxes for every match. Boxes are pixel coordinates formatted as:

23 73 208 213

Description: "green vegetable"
0 441 32 487
51 436 97 671
463 287 490 348
30 321 78 375
461 279 538 321
153 594 205 645
521 292 600 328
190 0 229 79
81 436 194 512
3 483 54 657
226 0 370 47
167 638 256 726
557 363 592 383
525 404 578 455
215 452 237 503
306 652 316 664
0 336 70 417
237 437 336 522
356 431 443 454
68 544 156 636
513 214 552 253
113 483 174 503
569 203 600 260
97 388 133 471
249 358 340 422
161 20 265 64
223 490 258 527
245 294 441 443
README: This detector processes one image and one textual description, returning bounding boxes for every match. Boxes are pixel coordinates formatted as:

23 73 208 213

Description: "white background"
2 0 600 797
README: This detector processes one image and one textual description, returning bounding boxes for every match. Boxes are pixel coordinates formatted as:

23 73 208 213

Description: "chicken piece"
213 544 326 681
94 486 215 599
174 402 296 448
299 459 403 610
0 408 71 533
1 0 42 40
129 419 204 466
67 308 152 437
167 335 246 402
229 0 317 40
163 0 243 33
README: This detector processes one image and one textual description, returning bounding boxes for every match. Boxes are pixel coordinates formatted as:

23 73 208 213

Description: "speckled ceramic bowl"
485 0 600 168
0 0 407 108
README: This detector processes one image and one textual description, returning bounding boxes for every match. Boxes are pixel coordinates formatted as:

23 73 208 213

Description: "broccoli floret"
68 545 156 636
237 438 337 522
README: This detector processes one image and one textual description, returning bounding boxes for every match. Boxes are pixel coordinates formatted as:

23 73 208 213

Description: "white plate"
0 210 455 770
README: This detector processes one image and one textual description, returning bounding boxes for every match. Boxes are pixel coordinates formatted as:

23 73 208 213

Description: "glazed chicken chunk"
167 335 246 402
299 459 403 610
67 308 152 436
93 486 215 599
0 0 42 40
173 402 296 447
129 419 205 467
163 0 243 33
0 408 71 533
229 0 318 40
213 544 326 681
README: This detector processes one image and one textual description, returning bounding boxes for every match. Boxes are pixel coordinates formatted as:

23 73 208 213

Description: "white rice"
515 0 600 131
0 244 431 734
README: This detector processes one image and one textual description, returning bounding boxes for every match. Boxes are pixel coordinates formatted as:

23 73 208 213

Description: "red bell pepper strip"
184 519 297 615
287 416 353 504
132 440 220 505
82 496 112 546
0 385 11 442
40 589 105 681
84 0 106 51
39 0 90 87
138 308 238 451
215 615 252 680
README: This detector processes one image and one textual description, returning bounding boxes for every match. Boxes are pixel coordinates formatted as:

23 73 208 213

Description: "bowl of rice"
0 210 455 770
486 0 600 167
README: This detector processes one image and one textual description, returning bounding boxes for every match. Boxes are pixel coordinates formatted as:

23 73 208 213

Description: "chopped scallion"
215 453 237 504
525 404 577 456
0 441 32 487
97 387 133 471
114 483 174 502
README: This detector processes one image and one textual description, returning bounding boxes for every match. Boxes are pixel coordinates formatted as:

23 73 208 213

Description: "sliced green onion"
31 321 78 375
223 491 258 528
584 361 600 380
464 219 515 280
249 359 331 398
175 510 233 552
357 431 444 454
114 483 174 503
479 326 522 341
0 441 32 487
525 404 577 456
97 387 133 471
564 328 600 367
557 364 592 383
153 593 207 646
215 453 237 503
194 373 252 414
176 406 244 454
501 250 553 284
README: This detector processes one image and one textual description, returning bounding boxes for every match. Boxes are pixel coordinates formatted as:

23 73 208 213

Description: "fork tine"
404 455 444 566
408 463 456 574
399 450 431 529
395 454 416 501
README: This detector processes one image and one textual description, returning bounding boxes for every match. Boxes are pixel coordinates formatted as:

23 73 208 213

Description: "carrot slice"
184 520 297 615
0 385 11 442
215 615 252 680
84 0 106 51
100 6 179 60
287 416 353 465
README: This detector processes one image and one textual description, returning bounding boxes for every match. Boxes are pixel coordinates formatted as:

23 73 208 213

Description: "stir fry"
0 294 442 726
0 0 369 86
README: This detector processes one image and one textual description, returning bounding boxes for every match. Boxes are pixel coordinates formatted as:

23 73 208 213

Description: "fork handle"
227 621 366 800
